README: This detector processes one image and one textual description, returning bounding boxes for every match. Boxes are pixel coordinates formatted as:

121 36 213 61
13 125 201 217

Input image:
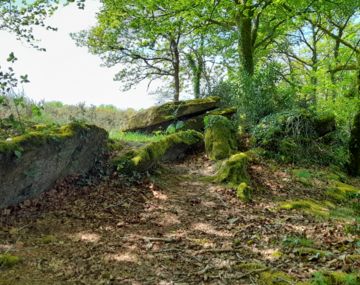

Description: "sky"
0 1 157 110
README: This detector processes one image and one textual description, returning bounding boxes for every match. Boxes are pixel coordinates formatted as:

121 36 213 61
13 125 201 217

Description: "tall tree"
74 0 200 102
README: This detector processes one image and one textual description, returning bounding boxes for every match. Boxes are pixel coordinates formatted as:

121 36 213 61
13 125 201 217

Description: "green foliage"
1 94 136 135
206 81 237 107
0 55 28 95
166 121 185 134
282 235 314 248
345 222 360 236
0 254 21 268
312 271 360 285
231 64 295 125
252 109 347 166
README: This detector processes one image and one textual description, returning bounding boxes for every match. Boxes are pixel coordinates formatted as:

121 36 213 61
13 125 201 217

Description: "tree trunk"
186 53 202 99
236 13 254 76
235 1 254 76
357 55 360 98
171 39 180 102
310 25 318 105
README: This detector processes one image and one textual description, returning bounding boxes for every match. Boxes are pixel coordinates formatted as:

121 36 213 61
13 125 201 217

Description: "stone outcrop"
112 130 204 174
121 97 236 133
0 123 108 209
349 111 360 176
212 152 252 202
213 152 249 186
204 115 237 160
182 107 237 132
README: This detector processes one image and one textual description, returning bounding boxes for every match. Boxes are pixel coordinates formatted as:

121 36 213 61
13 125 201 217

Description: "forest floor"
0 154 359 285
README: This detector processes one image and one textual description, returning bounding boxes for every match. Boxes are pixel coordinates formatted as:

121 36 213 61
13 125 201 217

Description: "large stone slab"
183 107 237 131
121 97 221 133
0 123 108 209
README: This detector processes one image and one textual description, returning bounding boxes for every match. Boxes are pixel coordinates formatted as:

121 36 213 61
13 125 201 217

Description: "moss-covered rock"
236 182 252 202
182 107 237 132
204 115 237 160
212 153 249 187
348 111 360 176
113 130 204 174
0 123 108 209
121 97 220 133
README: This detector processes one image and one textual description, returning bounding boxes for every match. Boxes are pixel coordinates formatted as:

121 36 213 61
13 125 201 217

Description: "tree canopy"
74 0 359 103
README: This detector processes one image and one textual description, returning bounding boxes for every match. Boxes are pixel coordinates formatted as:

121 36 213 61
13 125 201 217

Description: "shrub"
252 109 347 166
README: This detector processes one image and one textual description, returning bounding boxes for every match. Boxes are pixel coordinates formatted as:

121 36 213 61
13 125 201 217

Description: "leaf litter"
0 154 359 284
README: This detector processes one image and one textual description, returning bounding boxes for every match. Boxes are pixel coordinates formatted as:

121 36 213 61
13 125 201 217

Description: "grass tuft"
109 131 166 143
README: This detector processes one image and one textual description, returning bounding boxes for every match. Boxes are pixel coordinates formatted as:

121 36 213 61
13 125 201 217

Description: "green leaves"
166 121 185 134
20 75 30 84
7 52 17 63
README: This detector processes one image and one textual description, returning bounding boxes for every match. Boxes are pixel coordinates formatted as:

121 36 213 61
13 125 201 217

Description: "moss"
331 207 358 221
246 147 266 162
293 247 333 258
271 250 283 260
0 254 21 268
236 182 252 202
349 111 360 176
292 169 313 186
344 222 360 235
259 271 296 285
317 168 346 183
213 152 249 187
326 182 360 202
0 122 96 157
348 254 360 262
235 261 267 271
279 199 332 218
312 271 360 285
123 96 220 132
282 235 314 247
39 235 57 244
207 107 237 117
113 130 203 174
204 115 237 160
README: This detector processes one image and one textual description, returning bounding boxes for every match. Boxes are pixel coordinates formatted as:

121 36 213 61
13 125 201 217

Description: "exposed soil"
0 155 359 284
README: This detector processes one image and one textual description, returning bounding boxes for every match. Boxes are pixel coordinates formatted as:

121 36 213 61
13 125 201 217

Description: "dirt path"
0 155 358 284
